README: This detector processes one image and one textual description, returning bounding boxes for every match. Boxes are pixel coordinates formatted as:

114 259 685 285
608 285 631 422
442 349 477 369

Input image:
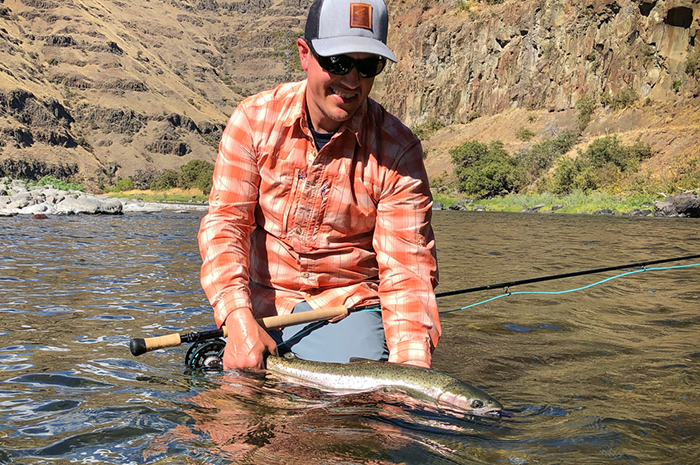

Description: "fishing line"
169 256 700 354
279 262 700 344
439 262 700 314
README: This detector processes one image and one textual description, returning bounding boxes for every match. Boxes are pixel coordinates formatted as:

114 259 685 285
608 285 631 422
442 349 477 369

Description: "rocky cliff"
379 0 699 186
382 0 699 125
0 0 698 189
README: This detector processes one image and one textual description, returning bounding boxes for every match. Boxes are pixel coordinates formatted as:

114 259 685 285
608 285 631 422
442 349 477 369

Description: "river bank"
434 191 700 217
0 178 208 217
2 178 698 218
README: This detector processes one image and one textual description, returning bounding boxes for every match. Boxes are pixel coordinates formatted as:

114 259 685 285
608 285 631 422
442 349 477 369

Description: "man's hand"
223 308 278 370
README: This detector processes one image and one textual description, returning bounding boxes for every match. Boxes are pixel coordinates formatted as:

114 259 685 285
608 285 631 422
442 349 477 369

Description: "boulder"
654 194 700 218
55 195 123 215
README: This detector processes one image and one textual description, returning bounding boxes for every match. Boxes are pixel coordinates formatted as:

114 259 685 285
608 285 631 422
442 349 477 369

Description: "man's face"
298 38 376 133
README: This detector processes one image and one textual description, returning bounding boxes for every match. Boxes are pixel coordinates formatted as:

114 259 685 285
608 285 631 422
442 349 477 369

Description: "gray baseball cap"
304 0 397 62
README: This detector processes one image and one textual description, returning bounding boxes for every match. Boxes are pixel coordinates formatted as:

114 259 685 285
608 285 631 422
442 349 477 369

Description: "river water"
1 210 699 464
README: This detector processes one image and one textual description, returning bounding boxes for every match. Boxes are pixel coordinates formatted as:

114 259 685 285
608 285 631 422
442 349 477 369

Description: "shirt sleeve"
198 105 260 327
373 140 441 367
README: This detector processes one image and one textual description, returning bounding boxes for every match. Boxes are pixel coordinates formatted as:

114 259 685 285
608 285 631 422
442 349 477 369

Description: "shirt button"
295 228 302 235
302 272 310 278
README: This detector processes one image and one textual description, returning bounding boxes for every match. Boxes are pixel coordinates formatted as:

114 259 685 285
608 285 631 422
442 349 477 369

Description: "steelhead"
265 354 503 417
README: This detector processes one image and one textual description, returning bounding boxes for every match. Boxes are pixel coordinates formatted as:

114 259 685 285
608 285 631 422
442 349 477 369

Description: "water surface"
1 211 699 464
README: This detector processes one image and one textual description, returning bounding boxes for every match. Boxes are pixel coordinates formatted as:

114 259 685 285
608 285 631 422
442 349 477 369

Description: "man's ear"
297 38 311 72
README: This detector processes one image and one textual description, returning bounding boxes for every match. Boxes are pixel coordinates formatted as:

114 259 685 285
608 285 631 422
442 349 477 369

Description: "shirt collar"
285 79 368 146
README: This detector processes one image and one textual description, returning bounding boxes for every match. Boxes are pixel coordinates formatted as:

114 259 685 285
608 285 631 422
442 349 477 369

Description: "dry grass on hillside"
421 98 700 192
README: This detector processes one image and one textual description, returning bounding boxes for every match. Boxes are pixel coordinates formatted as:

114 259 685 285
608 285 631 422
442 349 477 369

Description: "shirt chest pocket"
316 174 379 243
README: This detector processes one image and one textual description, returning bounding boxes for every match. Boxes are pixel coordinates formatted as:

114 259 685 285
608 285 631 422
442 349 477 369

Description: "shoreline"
2 178 698 218
0 178 210 217
432 191 700 218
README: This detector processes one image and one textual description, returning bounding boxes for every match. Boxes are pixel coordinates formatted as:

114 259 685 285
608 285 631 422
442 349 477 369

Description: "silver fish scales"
266 354 503 417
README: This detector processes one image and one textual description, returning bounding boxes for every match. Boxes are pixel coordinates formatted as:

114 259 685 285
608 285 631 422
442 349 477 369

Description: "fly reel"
185 338 226 372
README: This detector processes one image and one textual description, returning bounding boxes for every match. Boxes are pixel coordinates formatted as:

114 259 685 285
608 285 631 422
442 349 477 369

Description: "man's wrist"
388 339 432 368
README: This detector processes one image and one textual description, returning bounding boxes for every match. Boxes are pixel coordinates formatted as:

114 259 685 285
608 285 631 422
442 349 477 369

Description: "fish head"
436 389 504 418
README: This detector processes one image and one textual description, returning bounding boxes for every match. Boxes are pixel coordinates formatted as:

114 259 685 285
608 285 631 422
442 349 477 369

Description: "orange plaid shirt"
198 80 440 366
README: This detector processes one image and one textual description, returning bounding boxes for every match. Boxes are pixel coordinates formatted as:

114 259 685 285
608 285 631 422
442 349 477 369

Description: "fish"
265 354 504 417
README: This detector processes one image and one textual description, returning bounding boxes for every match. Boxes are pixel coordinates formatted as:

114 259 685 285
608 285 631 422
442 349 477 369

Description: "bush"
412 118 444 141
515 131 578 186
686 48 700 76
585 135 652 172
600 87 638 110
548 135 653 194
516 127 536 141
549 157 598 194
150 170 180 191
115 178 135 192
178 159 215 195
576 95 596 131
34 175 86 192
450 140 520 199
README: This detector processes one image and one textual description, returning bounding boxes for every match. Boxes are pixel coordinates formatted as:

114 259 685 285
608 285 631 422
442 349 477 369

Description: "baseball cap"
304 0 397 62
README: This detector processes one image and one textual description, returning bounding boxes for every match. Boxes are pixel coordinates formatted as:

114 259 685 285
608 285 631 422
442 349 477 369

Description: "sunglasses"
308 42 387 79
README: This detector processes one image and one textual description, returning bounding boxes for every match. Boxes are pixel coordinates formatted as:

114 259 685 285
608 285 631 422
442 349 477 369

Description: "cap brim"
311 37 397 62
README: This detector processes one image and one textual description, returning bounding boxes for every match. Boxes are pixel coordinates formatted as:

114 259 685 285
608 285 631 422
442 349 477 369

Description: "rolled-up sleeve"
198 106 260 327
374 141 441 367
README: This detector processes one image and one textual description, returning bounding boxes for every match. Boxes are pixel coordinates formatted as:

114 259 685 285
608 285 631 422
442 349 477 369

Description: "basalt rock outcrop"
653 193 700 216
382 0 700 127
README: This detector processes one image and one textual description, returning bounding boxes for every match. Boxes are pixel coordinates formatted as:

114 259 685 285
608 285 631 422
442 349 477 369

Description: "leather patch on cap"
349 3 373 31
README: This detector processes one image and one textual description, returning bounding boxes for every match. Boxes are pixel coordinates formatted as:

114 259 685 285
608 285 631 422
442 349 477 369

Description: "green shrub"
412 118 444 141
115 178 135 192
601 87 639 110
450 140 520 199
675 156 700 191
585 135 652 172
548 135 653 194
576 95 596 131
515 131 578 186
178 159 215 195
34 175 86 192
686 48 700 76
516 127 536 141
150 170 180 191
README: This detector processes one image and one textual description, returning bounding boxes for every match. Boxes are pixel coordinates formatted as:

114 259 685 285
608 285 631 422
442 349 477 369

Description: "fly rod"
435 253 700 298
129 305 350 356
130 253 700 356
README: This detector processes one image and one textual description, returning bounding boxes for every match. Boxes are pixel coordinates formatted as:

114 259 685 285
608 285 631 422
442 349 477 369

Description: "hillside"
0 0 698 191
0 0 309 189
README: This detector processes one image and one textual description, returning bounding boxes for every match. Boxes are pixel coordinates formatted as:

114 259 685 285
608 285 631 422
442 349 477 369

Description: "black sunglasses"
308 42 386 79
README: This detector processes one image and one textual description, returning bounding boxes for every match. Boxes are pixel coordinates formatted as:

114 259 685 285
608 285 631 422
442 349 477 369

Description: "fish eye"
470 399 484 409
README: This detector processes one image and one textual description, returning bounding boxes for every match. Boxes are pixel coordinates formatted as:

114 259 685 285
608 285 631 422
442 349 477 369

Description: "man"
198 0 440 371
